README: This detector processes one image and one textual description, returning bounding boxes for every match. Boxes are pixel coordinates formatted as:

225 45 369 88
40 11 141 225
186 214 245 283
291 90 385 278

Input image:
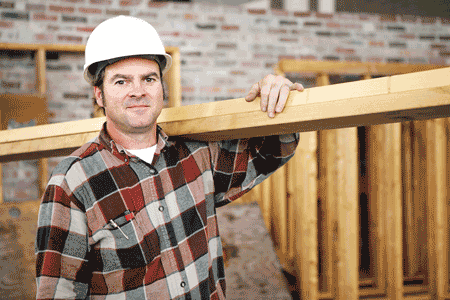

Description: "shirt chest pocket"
92 210 138 247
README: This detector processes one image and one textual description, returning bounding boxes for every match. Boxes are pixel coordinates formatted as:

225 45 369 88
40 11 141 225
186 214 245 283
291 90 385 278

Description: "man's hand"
245 74 304 118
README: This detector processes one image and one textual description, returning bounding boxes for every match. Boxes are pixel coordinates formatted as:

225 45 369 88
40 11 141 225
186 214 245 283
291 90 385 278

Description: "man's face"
94 57 164 135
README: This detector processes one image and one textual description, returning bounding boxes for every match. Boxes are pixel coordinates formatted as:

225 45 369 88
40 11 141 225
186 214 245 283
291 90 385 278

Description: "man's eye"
115 80 125 85
146 77 156 82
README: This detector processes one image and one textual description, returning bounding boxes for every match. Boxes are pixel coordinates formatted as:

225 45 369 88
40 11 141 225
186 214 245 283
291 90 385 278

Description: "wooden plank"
335 127 359 300
294 131 318 300
369 123 404 299
272 164 288 269
402 121 418 278
279 59 445 76
166 48 182 108
2 68 450 162
426 119 449 300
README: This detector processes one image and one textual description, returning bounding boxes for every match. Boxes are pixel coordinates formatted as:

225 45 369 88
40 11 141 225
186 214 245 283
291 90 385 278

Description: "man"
35 15 303 299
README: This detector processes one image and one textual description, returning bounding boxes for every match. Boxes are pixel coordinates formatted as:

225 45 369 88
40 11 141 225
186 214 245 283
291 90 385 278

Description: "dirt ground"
216 202 293 300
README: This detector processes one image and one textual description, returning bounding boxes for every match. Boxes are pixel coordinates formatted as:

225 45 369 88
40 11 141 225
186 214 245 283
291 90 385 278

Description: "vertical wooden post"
335 127 359 300
272 165 289 267
167 49 182 108
293 131 318 300
370 123 404 299
36 47 49 196
426 119 449 300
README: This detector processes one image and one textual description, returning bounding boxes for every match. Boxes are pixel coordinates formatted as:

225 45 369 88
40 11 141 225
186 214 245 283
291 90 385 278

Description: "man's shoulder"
50 138 101 178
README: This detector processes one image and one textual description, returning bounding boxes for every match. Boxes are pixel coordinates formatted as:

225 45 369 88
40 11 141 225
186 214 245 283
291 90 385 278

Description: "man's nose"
130 82 146 97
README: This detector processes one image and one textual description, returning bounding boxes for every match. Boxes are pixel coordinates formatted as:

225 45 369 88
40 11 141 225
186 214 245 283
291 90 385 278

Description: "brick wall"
1 0 450 201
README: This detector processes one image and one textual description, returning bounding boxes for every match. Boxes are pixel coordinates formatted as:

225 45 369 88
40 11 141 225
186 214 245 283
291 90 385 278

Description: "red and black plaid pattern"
35 123 298 299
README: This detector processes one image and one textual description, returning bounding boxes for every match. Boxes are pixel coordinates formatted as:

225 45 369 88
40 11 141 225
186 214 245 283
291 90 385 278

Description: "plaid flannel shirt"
35 123 299 300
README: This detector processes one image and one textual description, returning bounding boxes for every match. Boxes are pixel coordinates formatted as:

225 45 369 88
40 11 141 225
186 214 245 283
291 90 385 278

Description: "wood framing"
1 67 450 162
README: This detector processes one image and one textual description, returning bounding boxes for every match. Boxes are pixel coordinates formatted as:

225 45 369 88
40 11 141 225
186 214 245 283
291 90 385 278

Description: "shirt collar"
98 122 170 157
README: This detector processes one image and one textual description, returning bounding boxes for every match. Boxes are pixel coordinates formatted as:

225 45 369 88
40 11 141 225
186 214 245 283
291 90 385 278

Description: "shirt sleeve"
35 176 91 300
210 132 299 206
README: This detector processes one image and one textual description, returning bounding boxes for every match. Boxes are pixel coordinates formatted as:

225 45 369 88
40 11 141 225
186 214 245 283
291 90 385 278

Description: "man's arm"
35 175 90 300
211 75 303 206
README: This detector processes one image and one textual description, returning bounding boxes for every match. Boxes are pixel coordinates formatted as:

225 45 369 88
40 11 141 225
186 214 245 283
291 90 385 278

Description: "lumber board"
279 59 446 75
1 67 450 162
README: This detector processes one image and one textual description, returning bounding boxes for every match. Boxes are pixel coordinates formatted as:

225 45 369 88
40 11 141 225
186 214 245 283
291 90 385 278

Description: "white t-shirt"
126 145 157 165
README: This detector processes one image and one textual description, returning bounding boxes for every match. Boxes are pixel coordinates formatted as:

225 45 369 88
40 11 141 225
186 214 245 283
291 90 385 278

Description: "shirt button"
150 169 157 175
158 206 164 212
124 158 128 162
180 281 186 288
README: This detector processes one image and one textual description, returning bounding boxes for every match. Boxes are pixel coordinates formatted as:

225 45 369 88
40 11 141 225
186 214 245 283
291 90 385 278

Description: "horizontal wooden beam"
279 59 446 76
0 42 179 55
1 67 450 162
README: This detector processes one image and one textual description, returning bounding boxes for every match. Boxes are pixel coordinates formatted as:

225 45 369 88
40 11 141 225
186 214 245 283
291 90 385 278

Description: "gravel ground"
216 202 292 300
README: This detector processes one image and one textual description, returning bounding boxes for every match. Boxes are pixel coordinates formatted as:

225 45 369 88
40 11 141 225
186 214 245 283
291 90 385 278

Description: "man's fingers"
291 82 304 92
275 84 291 113
245 82 260 102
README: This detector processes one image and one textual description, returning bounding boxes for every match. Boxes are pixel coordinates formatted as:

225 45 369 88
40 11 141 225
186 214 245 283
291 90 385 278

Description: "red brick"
440 51 450 57
0 20 13 28
326 22 340 28
58 35 83 43
184 13 198 20
336 47 355 55
62 0 85 3
0 1 14 8
222 25 239 31
300 55 317 60
369 41 385 47
77 26 96 32
147 2 167 8
49 5 75 13
399 34 416 39
342 23 362 29
182 86 195 93
294 11 311 17
106 9 130 16
421 16 437 24
228 88 247 94
182 32 203 39
200 87 221 93
280 38 298 42
242 61 261 68
271 9 289 16
120 0 142 6
268 28 287 34
400 15 418 23
79 7 102 14
248 9 266 15
230 71 247 76
316 13 333 19
33 13 58 21
35 34 54 42
278 55 296 60
379 14 396 22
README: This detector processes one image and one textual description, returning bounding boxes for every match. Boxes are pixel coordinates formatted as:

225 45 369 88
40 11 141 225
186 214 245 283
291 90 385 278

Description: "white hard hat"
83 15 172 85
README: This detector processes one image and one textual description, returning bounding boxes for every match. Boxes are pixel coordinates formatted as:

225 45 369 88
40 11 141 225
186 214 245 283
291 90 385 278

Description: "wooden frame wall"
0 64 450 299
271 59 449 300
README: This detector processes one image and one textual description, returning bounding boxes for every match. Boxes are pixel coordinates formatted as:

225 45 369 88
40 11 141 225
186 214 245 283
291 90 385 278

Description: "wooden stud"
426 119 449 300
272 164 289 269
166 48 182 108
370 123 404 299
293 131 318 300
335 127 359 300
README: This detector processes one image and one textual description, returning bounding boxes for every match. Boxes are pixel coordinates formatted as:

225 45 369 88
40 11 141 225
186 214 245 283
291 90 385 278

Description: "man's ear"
93 86 104 108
